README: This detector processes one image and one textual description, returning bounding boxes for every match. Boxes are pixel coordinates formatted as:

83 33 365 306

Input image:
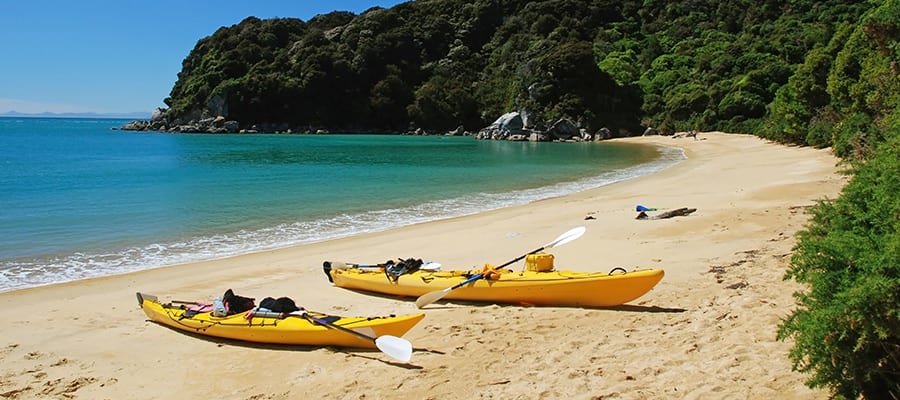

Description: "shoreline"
0 132 847 399
0 138 682 294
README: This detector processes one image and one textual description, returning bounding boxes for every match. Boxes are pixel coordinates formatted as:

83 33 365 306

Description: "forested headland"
138 1 898 397
144 0 887 143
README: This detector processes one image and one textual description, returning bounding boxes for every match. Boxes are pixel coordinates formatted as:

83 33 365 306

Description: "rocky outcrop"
120 107 620 139
476 112 527 140
120 107 243 134
546 118 578 140
122 107 453 135
120 112 241 134
594 127 612 140
476 111 607 142
446 125 467 136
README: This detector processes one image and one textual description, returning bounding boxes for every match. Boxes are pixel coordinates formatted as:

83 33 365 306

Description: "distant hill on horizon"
0 110 151 119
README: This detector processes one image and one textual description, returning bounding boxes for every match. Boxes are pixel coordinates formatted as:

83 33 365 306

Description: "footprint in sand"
0 347 110 399
49 358 69 367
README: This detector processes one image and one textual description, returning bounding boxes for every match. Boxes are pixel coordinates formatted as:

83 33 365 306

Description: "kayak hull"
328 267 665 307
137 293 424 348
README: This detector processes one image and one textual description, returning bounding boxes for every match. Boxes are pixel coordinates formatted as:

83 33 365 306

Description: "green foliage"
762 43 840 144
597 48 640 86
408 72 480 131
774 2 900 397
161 0 877 138
805 107 840 148
828 0 900 118
369 66 413 129
831 112 874 159
779 126 900 399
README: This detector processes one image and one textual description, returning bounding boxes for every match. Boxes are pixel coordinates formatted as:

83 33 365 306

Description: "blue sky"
1 1 407 115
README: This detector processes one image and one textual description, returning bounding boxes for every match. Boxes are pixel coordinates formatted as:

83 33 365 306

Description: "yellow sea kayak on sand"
136 293 425 349
323 262 665 308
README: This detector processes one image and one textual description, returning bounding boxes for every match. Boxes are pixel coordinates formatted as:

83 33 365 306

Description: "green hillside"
160 0 872 139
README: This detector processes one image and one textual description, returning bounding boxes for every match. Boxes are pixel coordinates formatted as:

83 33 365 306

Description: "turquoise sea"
0 117 684 293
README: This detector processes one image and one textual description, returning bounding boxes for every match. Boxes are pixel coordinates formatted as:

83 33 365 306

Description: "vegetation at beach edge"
157 0 898 396
773 1 900 398
779 127 899 399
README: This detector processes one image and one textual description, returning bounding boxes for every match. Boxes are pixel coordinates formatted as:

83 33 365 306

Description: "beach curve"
0 132 846 399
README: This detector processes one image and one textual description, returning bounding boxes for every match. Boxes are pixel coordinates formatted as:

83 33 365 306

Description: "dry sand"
0 132 847 399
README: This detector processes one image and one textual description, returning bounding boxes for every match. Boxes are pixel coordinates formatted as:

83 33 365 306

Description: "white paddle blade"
375 335 413 362
415 288 449 309
547 226 586 248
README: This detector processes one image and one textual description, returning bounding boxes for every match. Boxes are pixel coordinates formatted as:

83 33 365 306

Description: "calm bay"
0 117 683 292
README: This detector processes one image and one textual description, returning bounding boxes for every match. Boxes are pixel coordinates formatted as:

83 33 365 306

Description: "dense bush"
161 0 873 136
778 126 900 398
775 2 900 397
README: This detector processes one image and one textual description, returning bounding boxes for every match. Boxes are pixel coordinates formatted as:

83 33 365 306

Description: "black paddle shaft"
447 245 546 290
302 313 377 343
497 245 546 269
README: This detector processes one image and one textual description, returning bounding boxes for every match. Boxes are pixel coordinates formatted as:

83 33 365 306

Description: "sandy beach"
0 132 847 399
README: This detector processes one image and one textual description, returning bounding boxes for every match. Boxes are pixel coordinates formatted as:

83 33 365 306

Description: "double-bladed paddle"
328 261 442 271
414 226 587 309
250 308 413 362
297 311 413 363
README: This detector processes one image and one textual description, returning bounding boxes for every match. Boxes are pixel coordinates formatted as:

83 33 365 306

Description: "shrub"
778 129 900 399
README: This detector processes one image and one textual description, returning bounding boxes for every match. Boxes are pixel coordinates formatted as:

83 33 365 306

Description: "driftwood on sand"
636 207 697 220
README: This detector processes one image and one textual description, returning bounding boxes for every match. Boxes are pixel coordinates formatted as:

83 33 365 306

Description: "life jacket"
222 288 256 315
259 296 300 313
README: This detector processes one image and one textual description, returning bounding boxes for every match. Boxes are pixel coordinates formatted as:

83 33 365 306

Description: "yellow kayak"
136 293 425 349
323 263 664 308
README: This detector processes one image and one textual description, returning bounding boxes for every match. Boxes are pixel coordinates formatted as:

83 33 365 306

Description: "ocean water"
0 117 684 293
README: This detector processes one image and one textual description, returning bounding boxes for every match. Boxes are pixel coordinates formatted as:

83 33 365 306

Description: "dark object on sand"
636 207 697 220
